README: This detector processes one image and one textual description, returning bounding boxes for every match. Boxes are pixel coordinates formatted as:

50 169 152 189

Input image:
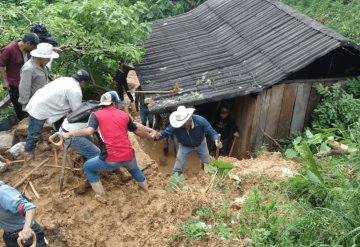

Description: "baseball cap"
72 69 90 82
22 32 40 45
99 91 123 106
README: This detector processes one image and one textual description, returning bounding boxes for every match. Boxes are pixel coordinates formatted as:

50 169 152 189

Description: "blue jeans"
3 222 47 247
173 138 210 174
140 104 153 127
65 136 100 160
84 155 145 183
25 115 46 152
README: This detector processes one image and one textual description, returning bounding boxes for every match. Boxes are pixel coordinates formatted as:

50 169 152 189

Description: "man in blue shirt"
0 181 47 247
153 105 222 174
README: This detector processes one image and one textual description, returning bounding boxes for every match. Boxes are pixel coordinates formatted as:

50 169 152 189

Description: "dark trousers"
117 82 134 102
9 86 27 121
3 222 47 247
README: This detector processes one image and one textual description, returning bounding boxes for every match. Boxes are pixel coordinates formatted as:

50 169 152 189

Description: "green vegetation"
281 0 360 43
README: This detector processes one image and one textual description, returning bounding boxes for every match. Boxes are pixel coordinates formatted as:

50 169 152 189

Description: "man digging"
153 105 222 175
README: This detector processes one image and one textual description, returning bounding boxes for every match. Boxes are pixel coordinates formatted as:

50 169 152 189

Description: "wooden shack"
135 0 360 158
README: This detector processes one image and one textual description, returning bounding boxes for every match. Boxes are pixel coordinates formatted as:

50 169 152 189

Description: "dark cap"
72 69 90 82
22 32 40 45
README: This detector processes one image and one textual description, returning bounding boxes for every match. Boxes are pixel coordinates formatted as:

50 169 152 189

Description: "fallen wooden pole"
14 159 49 189
44 165 80 171
7 160 25 165
22 180 30 194
29 181 40 199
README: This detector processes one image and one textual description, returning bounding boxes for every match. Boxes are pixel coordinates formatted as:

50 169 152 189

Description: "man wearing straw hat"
0 181 47 246
153 105 222 175
19 43 59 110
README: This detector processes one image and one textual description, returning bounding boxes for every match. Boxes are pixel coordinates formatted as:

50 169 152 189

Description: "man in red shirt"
61 91 155 202
0 32 40 120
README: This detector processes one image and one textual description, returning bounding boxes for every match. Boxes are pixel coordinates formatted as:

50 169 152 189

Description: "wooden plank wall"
233 80 336 158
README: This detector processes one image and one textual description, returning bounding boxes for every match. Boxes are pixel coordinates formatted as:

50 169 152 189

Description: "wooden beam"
277 83 298 139
290 83 312 133
0 95 10 109
264 84 285 149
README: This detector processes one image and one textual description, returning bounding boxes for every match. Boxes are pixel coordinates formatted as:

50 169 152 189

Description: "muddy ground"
0 131 298 247
0 71 299 246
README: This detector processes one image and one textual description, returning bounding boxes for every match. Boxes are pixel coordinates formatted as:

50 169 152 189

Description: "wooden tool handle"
17 231 37 247
49 133 63 147
215 134 221 160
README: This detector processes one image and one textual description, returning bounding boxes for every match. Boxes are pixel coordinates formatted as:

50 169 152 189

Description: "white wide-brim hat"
30 42 59 59
169 105 195 128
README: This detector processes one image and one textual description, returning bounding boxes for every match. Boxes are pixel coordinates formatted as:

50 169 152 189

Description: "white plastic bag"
7 142 26 158
0 161 7 173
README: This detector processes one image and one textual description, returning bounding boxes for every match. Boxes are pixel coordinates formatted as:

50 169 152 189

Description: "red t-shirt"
0 42 25 87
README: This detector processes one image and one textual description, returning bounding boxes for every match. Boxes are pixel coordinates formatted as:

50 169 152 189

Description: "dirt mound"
0 132 297 246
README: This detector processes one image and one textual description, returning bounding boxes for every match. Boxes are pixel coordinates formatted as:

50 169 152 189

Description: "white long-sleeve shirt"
25 77 82 123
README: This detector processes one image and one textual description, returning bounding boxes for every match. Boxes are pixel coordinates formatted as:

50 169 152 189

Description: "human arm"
18 208 36 241
0 183 36 240
198 115 222 148
0 47 10 89
18 68 33 106
134 122 157 139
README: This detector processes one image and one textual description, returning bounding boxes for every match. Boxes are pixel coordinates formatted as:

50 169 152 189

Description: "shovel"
229 136 239 157
59 145 68 192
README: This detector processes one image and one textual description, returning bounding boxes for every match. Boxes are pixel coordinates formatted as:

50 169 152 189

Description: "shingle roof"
135 0 360 112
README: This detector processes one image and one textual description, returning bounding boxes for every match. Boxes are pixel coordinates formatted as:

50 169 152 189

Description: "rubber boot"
91 181 107 204
137 179 148 191
90 181 105 195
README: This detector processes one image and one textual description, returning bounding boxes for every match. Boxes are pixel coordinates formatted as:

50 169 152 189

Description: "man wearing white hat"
154 105 222 174
19 43 59 110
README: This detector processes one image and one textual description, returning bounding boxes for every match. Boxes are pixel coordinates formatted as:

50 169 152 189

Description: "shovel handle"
229 136 239 157
17 231 37 247
215 134 221 160
49 133 63 147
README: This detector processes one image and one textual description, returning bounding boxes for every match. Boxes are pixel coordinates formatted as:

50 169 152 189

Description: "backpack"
67 100 101 123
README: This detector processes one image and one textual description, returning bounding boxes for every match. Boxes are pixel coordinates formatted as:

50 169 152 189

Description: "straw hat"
30 43 59 59
169 105 195 128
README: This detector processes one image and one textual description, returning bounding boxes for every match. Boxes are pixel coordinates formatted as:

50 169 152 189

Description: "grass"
168 149 360 246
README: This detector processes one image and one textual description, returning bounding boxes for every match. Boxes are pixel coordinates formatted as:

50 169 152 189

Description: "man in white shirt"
24 69 90 159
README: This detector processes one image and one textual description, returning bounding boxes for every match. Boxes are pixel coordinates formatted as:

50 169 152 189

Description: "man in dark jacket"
211 105 239 155
113 62 135 102
153 106 222 174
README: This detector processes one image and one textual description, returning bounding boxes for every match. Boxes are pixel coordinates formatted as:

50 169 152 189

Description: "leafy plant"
0 106 15 120
166 173 188 192
179 220 212 240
